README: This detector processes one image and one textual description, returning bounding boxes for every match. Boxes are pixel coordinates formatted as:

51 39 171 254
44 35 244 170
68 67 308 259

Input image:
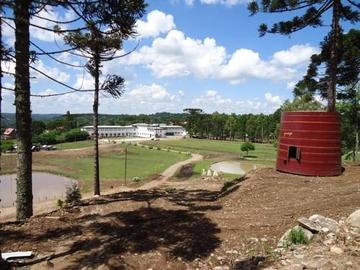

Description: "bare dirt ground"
1 165 359 270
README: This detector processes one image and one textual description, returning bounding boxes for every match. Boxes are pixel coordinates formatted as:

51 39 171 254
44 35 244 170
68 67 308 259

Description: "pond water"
210 161 245 175
0 172 77 208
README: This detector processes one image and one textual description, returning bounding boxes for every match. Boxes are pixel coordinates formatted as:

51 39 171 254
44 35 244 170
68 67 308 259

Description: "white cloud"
184 0 195 5
128 84 171 100
265 92 282 109
271 44 319 66
200 0 249 6
126 29 307 83
29 7 69 42
127 29 226 78
192 90 283 114
219 48 295 83
206 90 218 97
287 81 296 90
135 10 176 38
33 60 70 83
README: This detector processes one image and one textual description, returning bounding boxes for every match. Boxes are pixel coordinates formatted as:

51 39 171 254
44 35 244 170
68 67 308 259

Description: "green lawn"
56 140 94 150
144 138 277 174
36 145 188 191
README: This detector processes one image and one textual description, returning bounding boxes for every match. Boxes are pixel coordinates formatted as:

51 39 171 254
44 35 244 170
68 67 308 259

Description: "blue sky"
2 0 354 115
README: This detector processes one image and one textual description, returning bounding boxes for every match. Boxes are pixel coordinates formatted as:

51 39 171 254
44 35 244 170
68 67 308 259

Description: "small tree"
241 141 255 157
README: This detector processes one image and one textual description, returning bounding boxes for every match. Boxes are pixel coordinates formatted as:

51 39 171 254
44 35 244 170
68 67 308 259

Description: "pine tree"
14 0 33 220
248 0 360 112
63 1 146 196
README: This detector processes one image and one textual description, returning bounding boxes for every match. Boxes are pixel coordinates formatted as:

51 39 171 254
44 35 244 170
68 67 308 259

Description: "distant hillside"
1 113 62 128
0 112 187 128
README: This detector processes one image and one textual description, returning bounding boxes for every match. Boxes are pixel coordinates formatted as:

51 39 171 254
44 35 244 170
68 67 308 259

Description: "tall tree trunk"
15 0 32 220
0 16 3 171
93 53 100 196
327 0 340 112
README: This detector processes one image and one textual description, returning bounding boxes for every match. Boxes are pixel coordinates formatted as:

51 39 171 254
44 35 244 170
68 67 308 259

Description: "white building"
81 123 186 138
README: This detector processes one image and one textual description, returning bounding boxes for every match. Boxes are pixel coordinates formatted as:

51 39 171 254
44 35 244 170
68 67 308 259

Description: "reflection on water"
0 173 77 208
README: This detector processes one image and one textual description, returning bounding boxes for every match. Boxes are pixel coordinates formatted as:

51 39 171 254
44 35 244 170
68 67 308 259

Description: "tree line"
183 108 281 143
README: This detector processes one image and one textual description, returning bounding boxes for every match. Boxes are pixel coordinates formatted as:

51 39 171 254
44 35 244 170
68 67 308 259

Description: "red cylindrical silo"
276 111 342 176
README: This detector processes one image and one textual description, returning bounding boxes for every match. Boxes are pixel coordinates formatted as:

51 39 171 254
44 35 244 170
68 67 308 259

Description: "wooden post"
124 147 127 185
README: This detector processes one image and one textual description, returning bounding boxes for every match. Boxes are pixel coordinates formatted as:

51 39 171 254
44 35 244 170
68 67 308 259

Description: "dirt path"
138 153 203 190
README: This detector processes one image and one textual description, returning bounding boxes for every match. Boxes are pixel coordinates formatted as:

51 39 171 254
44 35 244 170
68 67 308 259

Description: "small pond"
210 161 245 175
0 172 77 208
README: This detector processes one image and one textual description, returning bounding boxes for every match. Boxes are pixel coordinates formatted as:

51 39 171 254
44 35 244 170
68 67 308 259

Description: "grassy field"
56 140 94 150
144 138 277 173
1 142 188 191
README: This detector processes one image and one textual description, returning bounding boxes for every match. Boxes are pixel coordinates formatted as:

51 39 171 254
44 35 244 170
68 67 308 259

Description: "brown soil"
1 166 359 270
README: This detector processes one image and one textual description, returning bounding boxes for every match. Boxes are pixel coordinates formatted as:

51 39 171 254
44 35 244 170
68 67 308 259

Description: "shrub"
156 147 161 150
63 128 89 142
286 228 309 246
165 187 176 193
221 181 234 192
241 141 255 157
177 163 194 178
148 146 153 149
132 176 142 182
57 199 64 209
65 183 81 206
0 140 15 152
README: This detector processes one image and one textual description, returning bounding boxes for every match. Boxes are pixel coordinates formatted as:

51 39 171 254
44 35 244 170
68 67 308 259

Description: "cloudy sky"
1 0 349 115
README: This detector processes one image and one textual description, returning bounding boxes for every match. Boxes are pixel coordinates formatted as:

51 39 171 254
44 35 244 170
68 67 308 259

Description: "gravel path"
138 153 203 190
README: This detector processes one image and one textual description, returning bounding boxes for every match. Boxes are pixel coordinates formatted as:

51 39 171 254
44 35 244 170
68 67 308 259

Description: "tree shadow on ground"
13 188 223 269
81 188 221 211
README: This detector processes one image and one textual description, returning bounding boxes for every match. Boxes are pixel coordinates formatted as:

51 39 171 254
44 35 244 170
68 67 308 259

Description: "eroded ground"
1 166 359 270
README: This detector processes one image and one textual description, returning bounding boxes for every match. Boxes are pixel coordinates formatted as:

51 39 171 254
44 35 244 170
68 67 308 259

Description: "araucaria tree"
248 0 360 112
14 0 33 220
63 1 146 196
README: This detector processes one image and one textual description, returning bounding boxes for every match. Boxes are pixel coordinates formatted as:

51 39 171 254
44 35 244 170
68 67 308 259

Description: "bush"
165 187 176 193
63 128 89 142
148 146 153 149
0 140 15 152
57 199 64 208
286 228 309 246
241 141 255 157
132 176 142 182
65 183 81 206
177 163 194 178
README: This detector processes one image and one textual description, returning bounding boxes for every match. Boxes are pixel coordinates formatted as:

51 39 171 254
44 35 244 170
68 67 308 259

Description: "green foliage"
65 183 82 206
63 128 89 142
248 1 359 36
281 94 325 112
57 199 64 209
0 140 15 152
132 176 142 182
33 128 89 145
295 29 360 100
32 120 46 136
33 130 62 145
286 228 309 246
241 142 255 156
165 187 176 193
221 181 235 192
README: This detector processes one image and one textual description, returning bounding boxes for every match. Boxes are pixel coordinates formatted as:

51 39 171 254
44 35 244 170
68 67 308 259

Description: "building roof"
3 128 16 135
